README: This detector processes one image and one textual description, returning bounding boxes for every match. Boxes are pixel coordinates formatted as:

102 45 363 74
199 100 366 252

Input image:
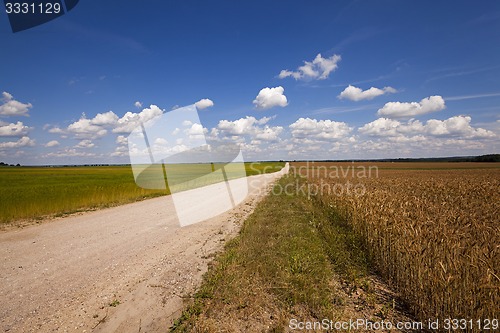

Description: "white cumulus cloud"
338 85 397 101
218 116 270 135
253 86 288 110
49 106 164 141
289 118 352 140
0 136 35 149
91 111 119 126
359 116 496 139
255 126 283 141
425 116 496 138
116 135 127 145
48 127 65 134
279 54 341 80
377 95 445 118
58 111 119 139
195 98 214 110
0 92 32 117
0 121 32 137
74 139 95 149
45 140 60 147
113 105 164 134
358 117 402 137
187 123 205 136
154 138 168 146
67 118 108 139
216 116 282 142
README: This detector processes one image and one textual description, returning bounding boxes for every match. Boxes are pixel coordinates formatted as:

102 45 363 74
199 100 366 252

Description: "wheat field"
292 162 499 325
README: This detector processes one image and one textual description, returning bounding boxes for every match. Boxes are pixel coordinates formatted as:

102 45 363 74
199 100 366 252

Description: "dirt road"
0 165 289 333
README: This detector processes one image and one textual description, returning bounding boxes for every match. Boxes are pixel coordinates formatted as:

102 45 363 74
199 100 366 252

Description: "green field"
0 162 284 224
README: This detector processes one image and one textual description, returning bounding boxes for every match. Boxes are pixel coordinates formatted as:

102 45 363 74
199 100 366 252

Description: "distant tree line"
464 154 500 162
0 162 21 167
291 154 500 163
365 154 500 163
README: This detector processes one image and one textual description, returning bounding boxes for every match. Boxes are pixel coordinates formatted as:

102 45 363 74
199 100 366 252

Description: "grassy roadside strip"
170 175 416 332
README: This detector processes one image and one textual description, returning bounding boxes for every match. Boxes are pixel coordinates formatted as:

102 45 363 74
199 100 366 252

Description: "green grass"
0 162 284 224
170 175 372 332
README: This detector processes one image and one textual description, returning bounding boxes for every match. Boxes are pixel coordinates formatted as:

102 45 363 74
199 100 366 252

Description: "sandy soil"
0 165 289 333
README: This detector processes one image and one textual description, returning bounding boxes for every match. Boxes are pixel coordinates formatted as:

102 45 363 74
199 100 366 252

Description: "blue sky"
1 0 499 164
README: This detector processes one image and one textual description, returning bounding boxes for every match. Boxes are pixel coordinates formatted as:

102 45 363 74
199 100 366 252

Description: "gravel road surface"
0 164 288 332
